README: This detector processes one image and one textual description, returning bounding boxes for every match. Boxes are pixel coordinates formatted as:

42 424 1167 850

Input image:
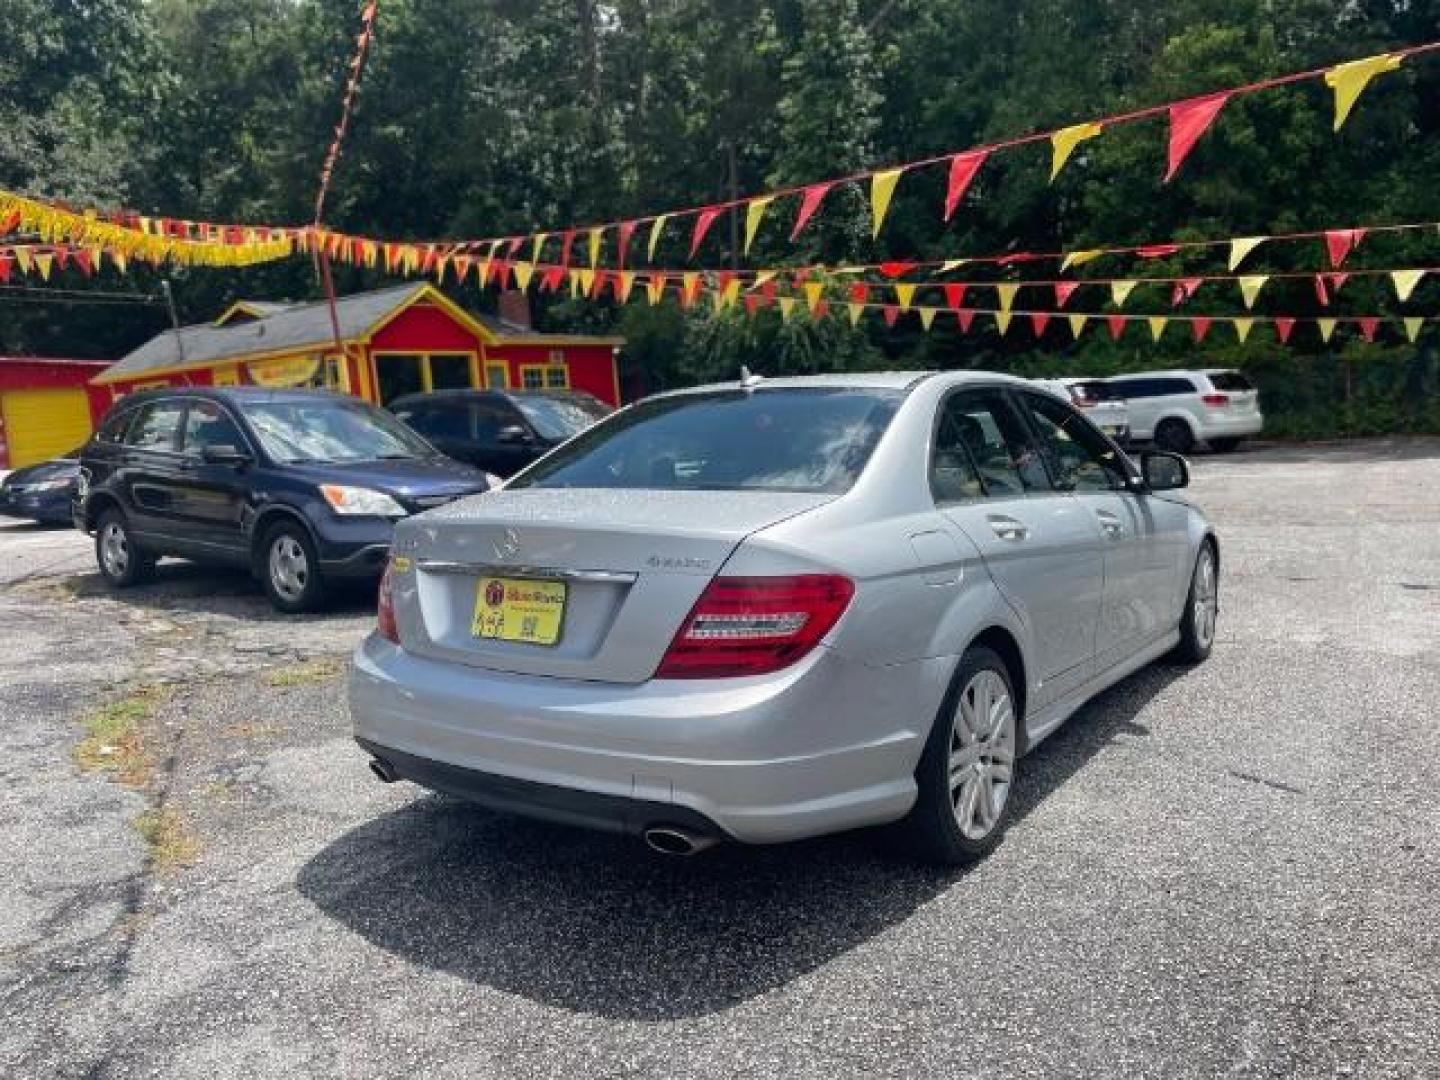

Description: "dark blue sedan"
0 452 82 525
74 387 495 612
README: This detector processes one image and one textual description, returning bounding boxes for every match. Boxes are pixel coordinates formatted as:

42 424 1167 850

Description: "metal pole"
318 250 348 392
160 280 187 364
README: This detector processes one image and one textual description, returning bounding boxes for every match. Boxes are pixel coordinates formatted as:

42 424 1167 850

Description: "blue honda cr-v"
74 387 494 612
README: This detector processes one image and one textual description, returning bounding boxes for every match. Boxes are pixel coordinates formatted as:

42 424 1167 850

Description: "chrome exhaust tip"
368 757 399 784
643 826 719 856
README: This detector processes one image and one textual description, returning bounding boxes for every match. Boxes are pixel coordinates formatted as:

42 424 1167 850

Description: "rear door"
471 398 539 477
931 387 1104 706
117 398 188 543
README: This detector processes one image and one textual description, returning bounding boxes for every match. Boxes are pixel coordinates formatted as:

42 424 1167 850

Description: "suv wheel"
95 508 153 587
1154 418 1195 454
260 521 326 614
902 646 1019 865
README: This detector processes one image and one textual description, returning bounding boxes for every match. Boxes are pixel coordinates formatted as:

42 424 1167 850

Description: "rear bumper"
348 634 951 844
1199 414 1264 438
0 489 75 524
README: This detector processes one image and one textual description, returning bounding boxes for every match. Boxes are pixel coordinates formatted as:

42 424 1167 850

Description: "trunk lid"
391 487 833 682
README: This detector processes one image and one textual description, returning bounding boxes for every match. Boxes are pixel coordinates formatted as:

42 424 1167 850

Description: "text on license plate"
471 576 567 645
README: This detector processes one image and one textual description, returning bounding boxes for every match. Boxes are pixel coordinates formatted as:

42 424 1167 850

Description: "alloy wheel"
949 669 1016 840
1193 548 1218 649
268 534 310 603
100 522 130 578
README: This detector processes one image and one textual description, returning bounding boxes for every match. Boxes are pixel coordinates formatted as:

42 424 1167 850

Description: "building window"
375 354 425 404
485 363 509 389
429 353 473 391
544 365 569 389
520 365 545 390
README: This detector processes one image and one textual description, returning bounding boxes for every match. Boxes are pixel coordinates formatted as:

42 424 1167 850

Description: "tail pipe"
643 825 720 856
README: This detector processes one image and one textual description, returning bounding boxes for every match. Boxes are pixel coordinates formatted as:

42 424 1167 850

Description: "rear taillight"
377 560 400 644
1201 393 1230 407
655 575 855 679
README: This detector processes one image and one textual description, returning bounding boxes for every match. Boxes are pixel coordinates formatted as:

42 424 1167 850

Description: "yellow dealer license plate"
471 576 567 646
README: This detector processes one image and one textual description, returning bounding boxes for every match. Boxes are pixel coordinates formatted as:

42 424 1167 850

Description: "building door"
374 354 425 404
0 388 94 467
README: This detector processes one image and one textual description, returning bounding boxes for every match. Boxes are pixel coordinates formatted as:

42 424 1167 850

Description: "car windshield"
510 388 904 494
241 399 435 464
512 395 610 441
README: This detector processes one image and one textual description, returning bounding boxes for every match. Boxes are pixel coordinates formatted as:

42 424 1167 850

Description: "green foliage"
1 0 1438 436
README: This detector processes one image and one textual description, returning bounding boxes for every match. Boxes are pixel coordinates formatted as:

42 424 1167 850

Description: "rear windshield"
1069 381 1118 402
512 395 610 441
510 388 904 494
1207 371 1255 392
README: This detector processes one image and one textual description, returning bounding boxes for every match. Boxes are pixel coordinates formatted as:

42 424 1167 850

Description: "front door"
931 387 1104 708
172 398 254 561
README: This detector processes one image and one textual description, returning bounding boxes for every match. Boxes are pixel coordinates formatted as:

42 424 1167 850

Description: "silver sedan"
349 371 1218 864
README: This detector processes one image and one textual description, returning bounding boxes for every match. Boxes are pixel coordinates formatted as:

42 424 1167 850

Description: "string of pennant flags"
4 43 1437 274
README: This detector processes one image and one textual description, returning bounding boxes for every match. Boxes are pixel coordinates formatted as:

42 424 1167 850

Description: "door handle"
987 515 1029 542
1095 510 1125 539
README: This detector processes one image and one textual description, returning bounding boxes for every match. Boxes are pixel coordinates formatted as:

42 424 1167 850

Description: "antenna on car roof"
739 365 764 390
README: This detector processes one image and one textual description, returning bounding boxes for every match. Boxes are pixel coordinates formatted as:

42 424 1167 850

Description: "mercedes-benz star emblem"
492 528 520 561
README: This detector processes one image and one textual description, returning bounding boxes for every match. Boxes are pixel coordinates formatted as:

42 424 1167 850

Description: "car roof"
1106 369 1207 379
109 386 361 408
389 388 597 405
648 370 1031 401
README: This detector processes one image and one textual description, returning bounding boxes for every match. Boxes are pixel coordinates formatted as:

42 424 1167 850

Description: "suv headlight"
320 484 407 517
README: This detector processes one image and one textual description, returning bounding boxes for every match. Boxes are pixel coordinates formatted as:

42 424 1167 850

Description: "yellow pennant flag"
646 274 667 305
847 303 865 326
803 281 825 313
531 233 548 263
1228 237 1266 271
111 250 128 274
995 283 1020 312
1067 313 1089 339
778 295 798 321
681 272 701 305
1238 275 1268 309
1318 318 1337 343
87 245 104 272
1061 249 1104 272
578 268 596 295
14 248 32 274
753 270 778 287
512 261 535 291
568 269 584 298
744 197 774 256
1148 316 1168 343
870 168 905 238
1110 280 1138 307
1050 122 1103 181
894 283 917 312
918 306 937 331
34 252 54 280
1391 269 1426 302
362 240 378 268
715 277 741 310
1325 53 1403 132
647 215 668 261
994 310 1013 336
588 227 604 269
617 271 637 303
1233 318 1255 344
939 259 969 273
1404 317 1424 343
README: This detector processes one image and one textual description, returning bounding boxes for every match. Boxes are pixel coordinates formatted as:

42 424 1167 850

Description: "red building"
0 357 113 468
94 282 624 409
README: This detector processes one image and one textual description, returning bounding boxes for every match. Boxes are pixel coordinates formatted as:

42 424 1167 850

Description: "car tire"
94 507 153 587
259 520 326 614
1173 542 1219 664
1154 418 1195 454
901 646 1020 866
1208 437 1242 453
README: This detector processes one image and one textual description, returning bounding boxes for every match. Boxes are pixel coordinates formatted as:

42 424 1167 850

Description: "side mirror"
495 424 532 445
1140 450 1189 491
201 444 251 467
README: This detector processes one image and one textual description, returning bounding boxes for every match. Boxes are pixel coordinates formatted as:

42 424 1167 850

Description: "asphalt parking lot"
2 439 1437 1079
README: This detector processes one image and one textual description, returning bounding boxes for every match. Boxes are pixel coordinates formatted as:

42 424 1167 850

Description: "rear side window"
931 389 1051 502
1110 377 1195 398
1207 371 1254 392
402 402 471 441
96 407 137 444
1069 381 1117 402
125 401 185 452
511 388 903 494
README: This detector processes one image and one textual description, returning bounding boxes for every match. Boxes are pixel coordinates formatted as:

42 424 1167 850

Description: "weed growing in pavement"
261 655 347 688
72 685 173 787
133 805 200 869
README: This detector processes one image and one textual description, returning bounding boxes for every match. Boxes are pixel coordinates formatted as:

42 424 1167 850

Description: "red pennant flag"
383 243 400 272
54 248 70 271
1030 312 1051 338
996 252 1038 267
1325 228 1366 268
1054 282 1081 308
717 270 738 296
956 308 976 333
1358 317 1379 342
943 150 989 221
814 300 831 320
1171 277 1203 306
541 266 566 292
650 271 670 297
0 255 12 283
420 246 439 273
496 261 514 290
849 283 869 305
690 207 723 258
1314 274 1330 307
1107 315 1128 341
1327 272 1351 293
1275 318 1296 343
452 255 472 284
789 183 833 241
506 236 524 257
760 280 777 304
1138 244 1181 259
617 220 638 267
559 230 576 266
1191 317 1212 343
882 305 900 327
743 294 761 316
944 283 969 309
592 269 610 297
879 261 916 279
73 249 93 276
1165 92 1231 182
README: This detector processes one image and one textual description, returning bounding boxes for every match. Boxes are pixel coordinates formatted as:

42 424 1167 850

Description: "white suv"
1105 369 1263 453
1030 378 1131 445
